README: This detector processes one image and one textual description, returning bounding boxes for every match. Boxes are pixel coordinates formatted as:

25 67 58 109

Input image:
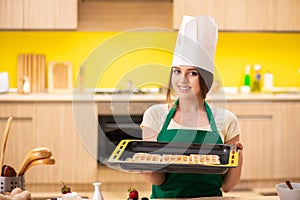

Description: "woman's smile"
177 85 191 92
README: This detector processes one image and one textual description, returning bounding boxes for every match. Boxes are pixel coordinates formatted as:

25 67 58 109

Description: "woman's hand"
236 141 243 165
0 188 31 200
139 171 166 186
222 136 244 193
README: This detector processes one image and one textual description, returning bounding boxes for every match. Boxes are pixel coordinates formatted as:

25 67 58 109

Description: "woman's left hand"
235 141 243 164
236 141 243 151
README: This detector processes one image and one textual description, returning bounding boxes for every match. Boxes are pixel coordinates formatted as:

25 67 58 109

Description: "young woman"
139 15 243 198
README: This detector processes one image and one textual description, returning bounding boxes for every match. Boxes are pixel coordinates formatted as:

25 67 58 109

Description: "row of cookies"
126 152 220 165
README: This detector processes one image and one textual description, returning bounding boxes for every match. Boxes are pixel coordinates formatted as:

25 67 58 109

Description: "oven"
97 101 162 164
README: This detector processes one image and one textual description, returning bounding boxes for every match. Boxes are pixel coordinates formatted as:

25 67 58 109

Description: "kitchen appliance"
0 72 9 93
97 100 163 164
98 114 143 163
108 140 239 174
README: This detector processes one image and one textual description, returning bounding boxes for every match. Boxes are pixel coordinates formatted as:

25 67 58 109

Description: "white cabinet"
0 0 77 30
173 0 300 31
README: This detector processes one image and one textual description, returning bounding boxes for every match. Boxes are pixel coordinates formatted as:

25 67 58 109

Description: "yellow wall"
0 31 300 89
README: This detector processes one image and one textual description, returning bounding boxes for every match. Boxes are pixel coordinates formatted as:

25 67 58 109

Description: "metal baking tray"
107 140 239 174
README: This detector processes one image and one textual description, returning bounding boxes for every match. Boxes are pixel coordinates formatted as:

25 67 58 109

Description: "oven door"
98 114 143 163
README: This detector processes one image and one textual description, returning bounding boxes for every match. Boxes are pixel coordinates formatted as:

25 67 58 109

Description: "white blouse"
140 103 241 143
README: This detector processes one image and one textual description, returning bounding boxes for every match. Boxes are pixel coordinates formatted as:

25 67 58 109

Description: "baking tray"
107 140 239 174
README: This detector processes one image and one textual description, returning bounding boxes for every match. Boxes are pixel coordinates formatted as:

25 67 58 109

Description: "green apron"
151 99 223 199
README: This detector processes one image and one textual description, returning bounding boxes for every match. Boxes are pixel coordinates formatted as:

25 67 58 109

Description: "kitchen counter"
0 92 300 102
151 197 279 200
32 190 280 200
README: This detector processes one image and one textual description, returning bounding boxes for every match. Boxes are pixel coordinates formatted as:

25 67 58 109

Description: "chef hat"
171 15 218 89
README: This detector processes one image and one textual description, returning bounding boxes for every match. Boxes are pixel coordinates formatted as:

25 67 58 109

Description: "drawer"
98 102 157 115
225 102 274 120
0 103 33 118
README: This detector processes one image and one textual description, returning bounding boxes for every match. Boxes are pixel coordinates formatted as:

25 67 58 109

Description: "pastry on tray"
129 152 220 165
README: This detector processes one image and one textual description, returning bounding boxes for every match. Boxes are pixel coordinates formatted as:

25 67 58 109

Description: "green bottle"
244 65 251 86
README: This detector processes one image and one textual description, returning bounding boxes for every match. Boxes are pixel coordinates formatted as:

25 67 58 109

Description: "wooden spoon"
286 180 294 190
17 147 52 176
20 157 55 175
0 116 13 171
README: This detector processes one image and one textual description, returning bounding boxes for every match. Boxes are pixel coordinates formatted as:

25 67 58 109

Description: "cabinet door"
173 0 299 31
226 102 274 180
31 102 97 184
274 0 300 31
0 103 34 174
272 102 300 178
0 0 23 29
23 0 78 30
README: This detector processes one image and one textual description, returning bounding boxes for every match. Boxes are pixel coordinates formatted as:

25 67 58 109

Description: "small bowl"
276 182 300 200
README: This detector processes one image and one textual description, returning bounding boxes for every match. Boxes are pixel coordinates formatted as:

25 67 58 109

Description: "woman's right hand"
139 171 166 186
0 188 31 200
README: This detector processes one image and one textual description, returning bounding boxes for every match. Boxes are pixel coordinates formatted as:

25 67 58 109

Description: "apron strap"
204 101 218 133
160 99 179 131
161 99 218 133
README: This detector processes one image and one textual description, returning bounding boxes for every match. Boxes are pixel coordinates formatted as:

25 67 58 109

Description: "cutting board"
48 61 73 93
17 54 46 93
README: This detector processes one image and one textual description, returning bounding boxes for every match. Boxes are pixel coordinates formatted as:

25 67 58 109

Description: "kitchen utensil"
48 61 72 93
20 157 55 175
108 140 239 174
286 180 294 190
17 147 52 176
276 182 300 200
1 164 17 177
0 116 13 170
0 175 24 192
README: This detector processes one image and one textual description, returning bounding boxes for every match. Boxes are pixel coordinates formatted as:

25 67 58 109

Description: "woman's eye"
173 69 181 74
189 71 198 76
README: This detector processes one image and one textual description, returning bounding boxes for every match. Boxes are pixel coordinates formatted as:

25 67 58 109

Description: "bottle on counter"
93 182 104 200
23 76 30 94
240 64 251 94
263 71 274 93
252 64 261 92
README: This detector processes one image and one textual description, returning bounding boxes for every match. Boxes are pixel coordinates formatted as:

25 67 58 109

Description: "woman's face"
171 66 201 99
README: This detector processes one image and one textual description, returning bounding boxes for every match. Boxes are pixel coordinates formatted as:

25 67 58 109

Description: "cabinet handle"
0 117 32 121
236 115 273 120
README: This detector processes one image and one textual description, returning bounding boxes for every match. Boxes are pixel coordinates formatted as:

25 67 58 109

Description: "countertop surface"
0 92 300 102
32 194 280 200
151 197 279 200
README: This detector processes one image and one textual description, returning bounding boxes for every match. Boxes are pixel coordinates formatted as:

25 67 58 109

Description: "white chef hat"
171 15 218 89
